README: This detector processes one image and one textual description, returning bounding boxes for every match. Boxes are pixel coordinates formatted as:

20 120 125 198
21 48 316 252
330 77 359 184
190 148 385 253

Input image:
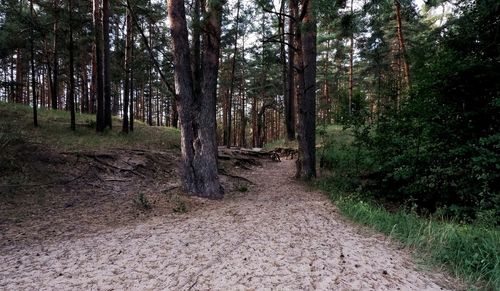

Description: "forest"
0 0 499 289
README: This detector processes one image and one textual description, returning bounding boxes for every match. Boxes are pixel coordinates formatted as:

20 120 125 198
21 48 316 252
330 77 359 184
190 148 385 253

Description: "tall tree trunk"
238 37 246 148
292 0 302 133
122 6 132 134
395 0 410 88
81 61 89 113
285 0 296 141
68 0 75 131
129 33 134 132
348 0 353 116
225 0 240 148
15 49 23 104
90 50 96 113
252 86 257 147
103 0 112 128
94 0 105 132
168 0 223 198
51 0 59 110
147 7 154 127
30 0 38 127
191 0 202 103
296 0 317 179
322 40 330 122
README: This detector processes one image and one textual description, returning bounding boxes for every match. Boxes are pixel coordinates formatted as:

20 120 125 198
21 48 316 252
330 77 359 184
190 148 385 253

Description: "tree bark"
68 0 75 131
51 0 59 110
395 0 410 88
15 48 23 104
285 0 296 141
30 0 38 127
348 0 353 116
168 0 223 198
129 36 134 132
296 0 317 179
94 0 105 132
122 6 132 134
103 0 112 128
225 0 241 148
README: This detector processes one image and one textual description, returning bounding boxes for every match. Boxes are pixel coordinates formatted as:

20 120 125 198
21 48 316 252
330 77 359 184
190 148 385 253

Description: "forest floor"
0 153 463 290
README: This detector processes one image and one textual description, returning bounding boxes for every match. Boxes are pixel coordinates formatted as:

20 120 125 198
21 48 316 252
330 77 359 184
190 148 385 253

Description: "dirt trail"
0 160 460 290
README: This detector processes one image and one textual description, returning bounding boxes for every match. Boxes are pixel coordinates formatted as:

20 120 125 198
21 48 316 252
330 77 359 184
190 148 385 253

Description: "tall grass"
316 125 500 290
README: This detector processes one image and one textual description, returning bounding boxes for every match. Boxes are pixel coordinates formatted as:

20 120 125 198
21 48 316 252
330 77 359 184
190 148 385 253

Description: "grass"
0 102 180 151
263 138 298 150
315 125 500 290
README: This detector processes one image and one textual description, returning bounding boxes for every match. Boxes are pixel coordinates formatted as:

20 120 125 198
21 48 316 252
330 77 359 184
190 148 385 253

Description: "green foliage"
337 1 500 224
135 192 152 210
316 131 500 289
0 102 181 151
171 192 187 213
237 185 248 192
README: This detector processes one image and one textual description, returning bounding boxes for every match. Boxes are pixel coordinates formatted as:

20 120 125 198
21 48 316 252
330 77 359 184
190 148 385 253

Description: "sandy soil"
0 159 461 290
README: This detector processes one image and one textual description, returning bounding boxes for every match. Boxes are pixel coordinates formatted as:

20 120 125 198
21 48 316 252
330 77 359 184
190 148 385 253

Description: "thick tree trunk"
168 0 223 198
191 0 202 102
94 0 105 132
122 6 132 134
68 0 75 131
292 0 302 134
103 0 112 128
296 0 317 179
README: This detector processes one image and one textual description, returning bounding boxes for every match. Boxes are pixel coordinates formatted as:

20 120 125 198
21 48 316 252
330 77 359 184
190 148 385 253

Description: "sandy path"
0 160 459 290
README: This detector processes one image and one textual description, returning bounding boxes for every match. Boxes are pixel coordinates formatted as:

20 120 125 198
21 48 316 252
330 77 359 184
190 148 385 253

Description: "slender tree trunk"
252 87 257 147
81 61 89 113
225 0 240 148
147 7 153 127
15 49 23 104
168 0 223 198
322 40 330 122
348 0 353 116
238 37 246 148
395 0 410 88
103 0 112 128
68 0 75 131
129 33 134 132
285 0 296 141
30 0 38 127
122 6 132 134
51 0 59 110
296 0 317 179
94 0 105 132
90 50 96 113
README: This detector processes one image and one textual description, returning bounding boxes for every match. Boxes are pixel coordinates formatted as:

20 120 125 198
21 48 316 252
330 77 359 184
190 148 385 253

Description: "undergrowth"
316 125 500 290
